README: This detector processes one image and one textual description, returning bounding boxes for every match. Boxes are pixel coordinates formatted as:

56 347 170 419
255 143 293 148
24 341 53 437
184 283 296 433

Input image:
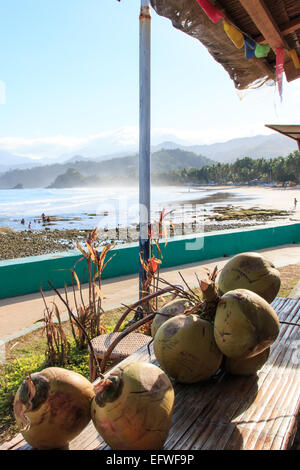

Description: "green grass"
278 278 299 298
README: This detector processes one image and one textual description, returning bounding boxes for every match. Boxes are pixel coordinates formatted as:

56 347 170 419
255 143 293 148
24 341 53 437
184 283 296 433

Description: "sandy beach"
0 185 299 260
205 185 300 212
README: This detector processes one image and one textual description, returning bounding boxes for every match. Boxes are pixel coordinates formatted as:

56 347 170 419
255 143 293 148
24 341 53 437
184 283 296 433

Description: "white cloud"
0 127 140 160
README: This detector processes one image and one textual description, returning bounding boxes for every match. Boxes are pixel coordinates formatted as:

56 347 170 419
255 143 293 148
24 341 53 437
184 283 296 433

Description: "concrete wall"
0 223 299 299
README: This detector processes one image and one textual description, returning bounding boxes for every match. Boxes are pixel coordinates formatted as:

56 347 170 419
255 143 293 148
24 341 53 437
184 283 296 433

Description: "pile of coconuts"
152 252 281 382
13 252 281 450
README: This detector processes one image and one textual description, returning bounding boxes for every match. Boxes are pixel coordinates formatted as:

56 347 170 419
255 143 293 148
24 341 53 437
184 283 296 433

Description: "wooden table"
2 297 300 451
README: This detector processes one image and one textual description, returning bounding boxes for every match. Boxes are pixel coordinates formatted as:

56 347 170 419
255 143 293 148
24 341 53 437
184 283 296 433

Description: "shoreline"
0 185 299 261
0 209 293 261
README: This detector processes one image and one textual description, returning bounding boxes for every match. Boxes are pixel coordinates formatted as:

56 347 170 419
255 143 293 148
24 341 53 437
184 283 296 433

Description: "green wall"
0 223 299 300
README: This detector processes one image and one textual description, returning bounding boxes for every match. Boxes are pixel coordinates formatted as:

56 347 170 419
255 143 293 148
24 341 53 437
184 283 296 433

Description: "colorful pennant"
193 0 300 100
276 47 285 101
223 20 244 49
288 49 300 69
195 0 225 24
255 44 271 59
243 34 257 59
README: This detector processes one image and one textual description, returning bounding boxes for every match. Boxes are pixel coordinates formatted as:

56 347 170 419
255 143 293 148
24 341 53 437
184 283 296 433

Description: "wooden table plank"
1 297 299 451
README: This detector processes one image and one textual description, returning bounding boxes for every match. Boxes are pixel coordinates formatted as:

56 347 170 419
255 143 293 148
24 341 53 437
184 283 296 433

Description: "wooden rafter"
238 0 288 49
238 0 300 82
255 16 300 43
284 59 300 83
276 16 300 37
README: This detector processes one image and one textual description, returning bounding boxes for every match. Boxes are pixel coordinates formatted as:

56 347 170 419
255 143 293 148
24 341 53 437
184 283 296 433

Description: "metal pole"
138 0 151 303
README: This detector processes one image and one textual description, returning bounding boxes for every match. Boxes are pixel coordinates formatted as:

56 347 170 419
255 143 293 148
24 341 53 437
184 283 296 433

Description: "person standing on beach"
294 198 298 209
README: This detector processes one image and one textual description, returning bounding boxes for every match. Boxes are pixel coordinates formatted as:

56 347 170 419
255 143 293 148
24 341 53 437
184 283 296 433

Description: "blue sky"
0 0 299 159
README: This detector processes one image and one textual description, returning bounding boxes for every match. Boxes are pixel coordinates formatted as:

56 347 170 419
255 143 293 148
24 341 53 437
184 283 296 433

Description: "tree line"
154 151 300 185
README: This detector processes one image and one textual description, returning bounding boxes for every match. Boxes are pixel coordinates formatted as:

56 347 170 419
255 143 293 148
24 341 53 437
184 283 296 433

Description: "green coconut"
216 252 281 303
14 367 95 450
214 289 280 359
224 347 270 376
91 362 174 450
151 298 192 338
153 314 223 384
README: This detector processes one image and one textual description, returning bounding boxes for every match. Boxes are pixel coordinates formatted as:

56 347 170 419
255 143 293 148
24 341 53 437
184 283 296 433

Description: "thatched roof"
150 0 300 90
265 124 300 150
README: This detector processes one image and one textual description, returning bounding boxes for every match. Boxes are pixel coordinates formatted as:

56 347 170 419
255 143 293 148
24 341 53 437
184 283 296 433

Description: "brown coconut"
153 314 223 383
91 362 174 450
216 252 281 303
224 347 270 376
214 289 280 359
14 367 95 450
151 298 192 338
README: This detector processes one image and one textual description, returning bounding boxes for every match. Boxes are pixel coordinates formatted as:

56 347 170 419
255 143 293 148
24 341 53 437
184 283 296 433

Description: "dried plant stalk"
39 287 71 366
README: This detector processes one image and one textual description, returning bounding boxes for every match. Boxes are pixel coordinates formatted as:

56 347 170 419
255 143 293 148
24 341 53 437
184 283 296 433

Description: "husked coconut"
91 362 174 450
154 314 223 383
214 289 280 359
151 298 192 338
14 367 95 450
216 252 281 303
225 347 270 376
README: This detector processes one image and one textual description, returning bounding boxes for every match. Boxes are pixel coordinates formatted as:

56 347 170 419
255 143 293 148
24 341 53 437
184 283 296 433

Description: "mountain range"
0 132 297 175
0 149 214 189
0 150 41 173
153 134 298 162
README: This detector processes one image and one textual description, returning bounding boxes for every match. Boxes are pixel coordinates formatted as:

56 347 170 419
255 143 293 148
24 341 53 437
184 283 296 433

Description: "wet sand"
195 185 300 212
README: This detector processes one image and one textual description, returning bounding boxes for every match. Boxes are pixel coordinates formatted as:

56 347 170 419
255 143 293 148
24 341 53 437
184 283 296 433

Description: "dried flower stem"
48 281 104 380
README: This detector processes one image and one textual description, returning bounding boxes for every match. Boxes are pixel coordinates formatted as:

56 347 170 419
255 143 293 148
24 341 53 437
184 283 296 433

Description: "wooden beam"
284 59 300 82
280 16 300 37
239 1 300 82
255 16 300 43
238 0 289 49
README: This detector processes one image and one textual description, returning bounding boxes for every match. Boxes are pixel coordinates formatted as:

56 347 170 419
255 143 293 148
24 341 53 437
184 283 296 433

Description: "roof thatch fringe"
150 0 275 89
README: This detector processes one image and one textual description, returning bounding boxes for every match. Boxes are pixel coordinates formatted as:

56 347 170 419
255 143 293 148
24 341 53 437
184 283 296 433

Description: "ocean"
0 186 256 232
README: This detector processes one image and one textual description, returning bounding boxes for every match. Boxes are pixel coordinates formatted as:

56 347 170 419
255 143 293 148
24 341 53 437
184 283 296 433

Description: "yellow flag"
223 19 244 49
288 49 300 69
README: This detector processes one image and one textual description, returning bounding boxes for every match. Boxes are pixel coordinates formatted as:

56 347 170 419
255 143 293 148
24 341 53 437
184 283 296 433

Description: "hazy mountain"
0 132 297 174
0 150 40 173
0 149 214 189
154 134 297 162
48 168 86 188
61 133 296 163
65 155 90 164
58 130 188 162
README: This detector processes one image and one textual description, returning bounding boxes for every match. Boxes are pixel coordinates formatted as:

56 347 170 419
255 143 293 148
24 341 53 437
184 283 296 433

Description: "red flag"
148 256 161 275
195 0 225 24
276 47 284 101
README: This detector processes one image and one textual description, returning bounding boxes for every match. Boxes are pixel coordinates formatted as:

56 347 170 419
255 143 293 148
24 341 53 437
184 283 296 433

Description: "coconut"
91 362 174 450
216 252 281 303
224 347 270 376
153 314 223 383
151 298 192 338
214 289 280 359
14 367 95 450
